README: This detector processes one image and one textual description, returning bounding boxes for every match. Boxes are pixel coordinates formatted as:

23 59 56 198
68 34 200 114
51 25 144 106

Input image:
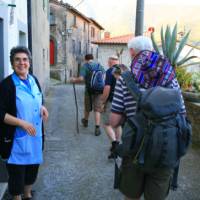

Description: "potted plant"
151 24 200 102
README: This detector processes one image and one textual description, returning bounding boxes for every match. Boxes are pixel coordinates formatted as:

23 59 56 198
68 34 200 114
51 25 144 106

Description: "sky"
64 0 200 41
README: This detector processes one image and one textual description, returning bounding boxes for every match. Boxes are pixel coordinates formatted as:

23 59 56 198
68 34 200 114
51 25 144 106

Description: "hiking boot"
95 127 101 136
108 141 119 159
81 118 88 127
110 141 120 151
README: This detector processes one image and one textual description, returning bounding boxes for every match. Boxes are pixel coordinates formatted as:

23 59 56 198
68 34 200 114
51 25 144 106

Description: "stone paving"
4 83 199 200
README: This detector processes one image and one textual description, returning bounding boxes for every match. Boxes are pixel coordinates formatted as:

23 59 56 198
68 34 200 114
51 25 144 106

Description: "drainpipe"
27 0 33 74
88 22 90 53
64 12 67 84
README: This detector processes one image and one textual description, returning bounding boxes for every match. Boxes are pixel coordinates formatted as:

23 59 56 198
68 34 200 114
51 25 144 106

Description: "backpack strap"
85 63 93 72
121 71 142 102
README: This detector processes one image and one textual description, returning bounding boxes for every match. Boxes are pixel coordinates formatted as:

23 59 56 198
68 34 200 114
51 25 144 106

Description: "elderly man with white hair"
109 36 186 200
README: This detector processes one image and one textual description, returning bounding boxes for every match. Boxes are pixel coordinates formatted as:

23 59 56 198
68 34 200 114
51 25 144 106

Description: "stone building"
49 0 104 82
0 0 50 91
29 0 50 91
92 33 133 69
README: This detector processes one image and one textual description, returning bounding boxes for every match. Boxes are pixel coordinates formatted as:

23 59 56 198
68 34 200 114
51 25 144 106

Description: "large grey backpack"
116 71 192 169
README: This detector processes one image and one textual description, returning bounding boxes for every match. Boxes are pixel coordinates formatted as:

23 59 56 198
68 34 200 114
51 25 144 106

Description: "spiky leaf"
165 25 172 58
180 61 200 68
173 31 191 65
169 23 177 63
177 56 198 66
161 26 166 55
183 47 195 60
120 48 124 55
151 33 160 53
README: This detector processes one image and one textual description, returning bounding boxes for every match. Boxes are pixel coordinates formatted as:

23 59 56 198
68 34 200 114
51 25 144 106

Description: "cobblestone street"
32 84 200 200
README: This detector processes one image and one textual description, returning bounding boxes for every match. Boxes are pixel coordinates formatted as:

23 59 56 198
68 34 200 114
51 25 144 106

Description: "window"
73 15 77 27
43 49 45 66
19 31 26 46
96 48 98 59
43 0 46 11
50 13 56 25
84 43 88 54
91 27 95 38
78 41 81 54
83 22 86 32
72 40 76 54
43 0 49 17
70 69 73 77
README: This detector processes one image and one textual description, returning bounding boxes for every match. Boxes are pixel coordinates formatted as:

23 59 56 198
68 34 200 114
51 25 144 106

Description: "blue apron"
8 73 43 165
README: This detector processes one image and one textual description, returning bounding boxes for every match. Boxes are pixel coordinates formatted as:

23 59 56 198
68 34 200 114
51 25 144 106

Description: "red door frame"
50 39 55 65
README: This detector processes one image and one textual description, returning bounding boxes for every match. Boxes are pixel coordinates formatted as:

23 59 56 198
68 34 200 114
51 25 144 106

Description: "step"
0 183 7 200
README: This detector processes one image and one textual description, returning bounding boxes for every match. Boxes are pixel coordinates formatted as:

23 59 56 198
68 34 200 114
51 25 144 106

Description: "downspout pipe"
27 0 33 73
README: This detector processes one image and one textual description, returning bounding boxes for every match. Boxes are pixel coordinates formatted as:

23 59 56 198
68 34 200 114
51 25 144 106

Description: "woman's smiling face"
12 53 30 78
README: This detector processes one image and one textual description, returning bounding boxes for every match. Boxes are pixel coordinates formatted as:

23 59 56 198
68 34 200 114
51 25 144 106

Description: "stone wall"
31 0 50 92
50 1 103 82
185 101 200 145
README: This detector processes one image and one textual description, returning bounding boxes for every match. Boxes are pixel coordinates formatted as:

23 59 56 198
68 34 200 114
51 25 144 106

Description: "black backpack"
115 71 192 169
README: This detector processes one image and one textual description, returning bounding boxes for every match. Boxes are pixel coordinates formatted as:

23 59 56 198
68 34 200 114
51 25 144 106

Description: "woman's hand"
20 120 36 136
41 106 49 122
4 114 36 136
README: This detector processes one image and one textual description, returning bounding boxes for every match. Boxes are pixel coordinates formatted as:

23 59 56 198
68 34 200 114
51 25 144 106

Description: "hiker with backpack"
101 56 122 159
109 36 191 200
71 54 105 136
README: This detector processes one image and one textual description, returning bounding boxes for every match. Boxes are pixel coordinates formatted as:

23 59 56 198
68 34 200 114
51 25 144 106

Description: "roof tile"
92 34 134 44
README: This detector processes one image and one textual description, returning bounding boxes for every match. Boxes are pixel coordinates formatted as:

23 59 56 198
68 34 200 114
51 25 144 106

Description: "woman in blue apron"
0 46 48 200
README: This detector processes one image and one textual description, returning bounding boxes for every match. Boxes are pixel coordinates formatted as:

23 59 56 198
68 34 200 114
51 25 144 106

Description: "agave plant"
151 24 199 68
116 48 124 64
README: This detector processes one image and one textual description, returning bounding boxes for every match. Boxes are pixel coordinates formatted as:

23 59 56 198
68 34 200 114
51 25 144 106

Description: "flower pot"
182 91 200 103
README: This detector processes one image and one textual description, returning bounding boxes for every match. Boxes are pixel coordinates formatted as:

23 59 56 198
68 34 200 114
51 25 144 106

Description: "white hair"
127 36 153 54
109 55 119 60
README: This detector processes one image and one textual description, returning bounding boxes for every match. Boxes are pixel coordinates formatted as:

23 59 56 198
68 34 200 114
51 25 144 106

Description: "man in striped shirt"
109 36 186 200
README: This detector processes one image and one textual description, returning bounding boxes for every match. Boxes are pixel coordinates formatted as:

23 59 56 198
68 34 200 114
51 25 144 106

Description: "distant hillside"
145 4 200 42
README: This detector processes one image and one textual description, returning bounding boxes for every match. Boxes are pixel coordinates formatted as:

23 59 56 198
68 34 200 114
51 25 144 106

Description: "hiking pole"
73 83 79 134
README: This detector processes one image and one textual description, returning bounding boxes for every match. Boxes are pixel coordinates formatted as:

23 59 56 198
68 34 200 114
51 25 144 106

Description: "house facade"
49 0 104 82
0 0 50 90
30 0 50 91
93 33 133 69
0 0 28 80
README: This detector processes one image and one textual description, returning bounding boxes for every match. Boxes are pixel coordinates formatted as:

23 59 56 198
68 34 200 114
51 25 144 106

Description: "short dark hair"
85 54 93 61
10 46 32 65
112 65 122 75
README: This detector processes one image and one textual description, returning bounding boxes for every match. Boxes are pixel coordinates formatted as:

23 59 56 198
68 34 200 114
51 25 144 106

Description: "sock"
95 125 100 129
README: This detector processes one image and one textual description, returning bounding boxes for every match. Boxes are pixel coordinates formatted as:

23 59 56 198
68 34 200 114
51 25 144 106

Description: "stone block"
185 101 200 145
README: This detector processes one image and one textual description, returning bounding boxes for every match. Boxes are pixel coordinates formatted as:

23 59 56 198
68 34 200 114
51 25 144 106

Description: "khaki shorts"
119 159 173 200
84 93 102 112
102 102 112 125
